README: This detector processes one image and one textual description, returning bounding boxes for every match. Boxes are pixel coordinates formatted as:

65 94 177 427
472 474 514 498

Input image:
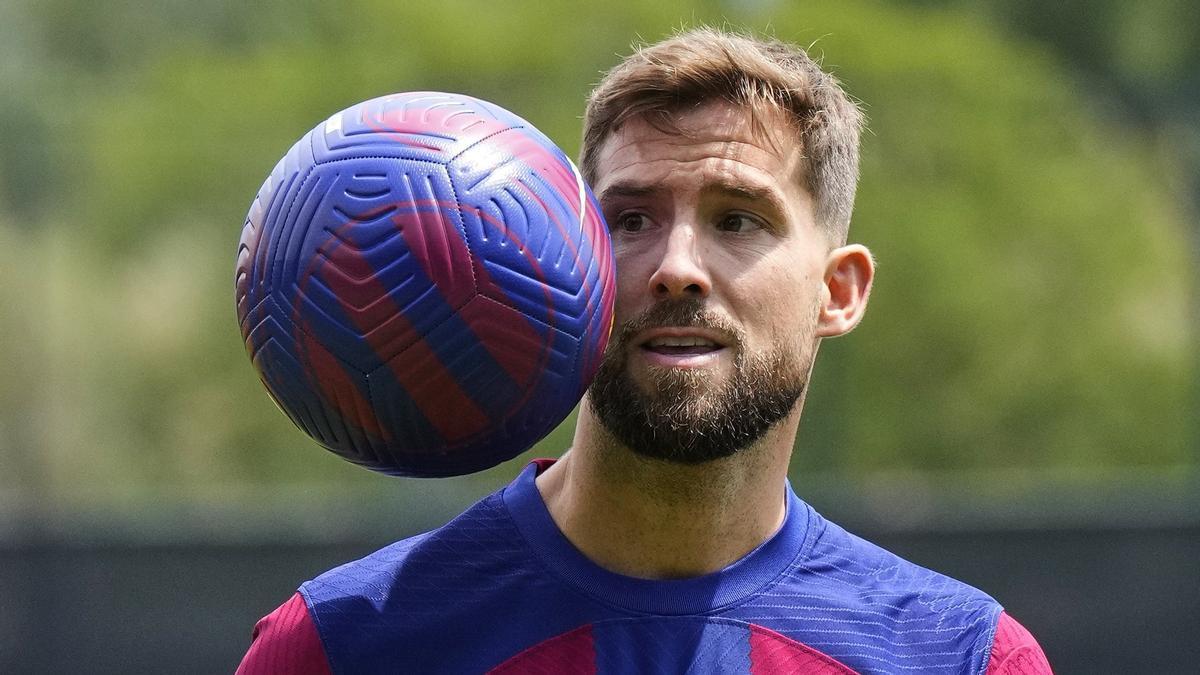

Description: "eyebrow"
598 182 659 203
713 183 785 212
599 180 787 214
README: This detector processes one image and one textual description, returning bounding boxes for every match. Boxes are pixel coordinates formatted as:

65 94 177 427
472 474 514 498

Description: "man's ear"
817 244 875 338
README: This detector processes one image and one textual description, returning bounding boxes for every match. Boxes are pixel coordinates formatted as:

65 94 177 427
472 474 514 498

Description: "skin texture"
536 101 875 579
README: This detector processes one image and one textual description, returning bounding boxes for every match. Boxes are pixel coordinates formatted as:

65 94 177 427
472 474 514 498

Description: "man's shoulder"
296 489 544 666
799 510 1001 610
302 490 526 604
738 507 1004 674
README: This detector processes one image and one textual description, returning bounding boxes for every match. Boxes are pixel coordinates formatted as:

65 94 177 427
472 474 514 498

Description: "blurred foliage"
921 0 1200 122
783 1 1194 471
0 0 1194 503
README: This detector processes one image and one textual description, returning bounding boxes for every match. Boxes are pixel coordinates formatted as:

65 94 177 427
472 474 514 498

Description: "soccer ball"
235 92 615 477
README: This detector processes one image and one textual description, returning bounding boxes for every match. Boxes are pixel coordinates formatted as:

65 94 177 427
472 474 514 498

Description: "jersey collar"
502 460 815 615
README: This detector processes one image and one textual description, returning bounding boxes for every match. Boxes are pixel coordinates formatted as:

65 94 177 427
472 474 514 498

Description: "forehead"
592 101 804 193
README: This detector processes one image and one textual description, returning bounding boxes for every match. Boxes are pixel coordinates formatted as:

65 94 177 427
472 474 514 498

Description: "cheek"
739 270 821 337
609 273 643 329
611 246 657 309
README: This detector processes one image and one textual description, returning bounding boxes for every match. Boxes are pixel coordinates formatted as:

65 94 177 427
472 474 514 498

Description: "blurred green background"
1 0 1196 672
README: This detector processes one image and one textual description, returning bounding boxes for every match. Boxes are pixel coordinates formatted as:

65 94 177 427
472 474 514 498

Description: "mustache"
610 299 743 349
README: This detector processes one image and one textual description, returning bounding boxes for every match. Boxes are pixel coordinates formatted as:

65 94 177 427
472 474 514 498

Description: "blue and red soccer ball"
235 92 614 477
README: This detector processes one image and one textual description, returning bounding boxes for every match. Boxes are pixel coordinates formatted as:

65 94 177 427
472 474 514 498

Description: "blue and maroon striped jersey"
239 461 1052 673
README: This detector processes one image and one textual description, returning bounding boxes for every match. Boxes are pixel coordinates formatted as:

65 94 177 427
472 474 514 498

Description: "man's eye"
717 213 764 233
614 213 650 233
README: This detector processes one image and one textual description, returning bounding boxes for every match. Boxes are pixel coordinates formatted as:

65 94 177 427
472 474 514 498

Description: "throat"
539 441 789 579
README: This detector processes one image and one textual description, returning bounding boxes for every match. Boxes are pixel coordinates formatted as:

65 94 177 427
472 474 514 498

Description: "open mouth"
642 335 722 356
636 329 730 367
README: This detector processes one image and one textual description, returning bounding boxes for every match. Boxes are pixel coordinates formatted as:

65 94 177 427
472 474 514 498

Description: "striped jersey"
238 461 1052 673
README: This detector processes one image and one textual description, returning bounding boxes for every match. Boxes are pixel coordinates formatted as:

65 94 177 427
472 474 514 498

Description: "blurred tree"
1 0 1192 501
899 0 1200 466
911 0 1200 127
769 2 1193 473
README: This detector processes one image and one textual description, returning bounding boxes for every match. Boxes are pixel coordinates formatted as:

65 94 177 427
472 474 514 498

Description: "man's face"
587 101 832 463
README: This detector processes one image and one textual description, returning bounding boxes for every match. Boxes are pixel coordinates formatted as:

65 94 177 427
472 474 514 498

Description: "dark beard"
588 299 808 464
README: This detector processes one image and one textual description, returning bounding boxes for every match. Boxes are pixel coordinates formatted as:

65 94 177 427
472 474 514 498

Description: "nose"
647 224 711 299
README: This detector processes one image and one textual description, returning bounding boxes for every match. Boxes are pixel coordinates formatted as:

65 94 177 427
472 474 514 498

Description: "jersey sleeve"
984 611 1053 674
235 592 332 675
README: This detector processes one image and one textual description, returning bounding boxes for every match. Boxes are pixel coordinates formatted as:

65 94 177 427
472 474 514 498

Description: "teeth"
648 336 716 348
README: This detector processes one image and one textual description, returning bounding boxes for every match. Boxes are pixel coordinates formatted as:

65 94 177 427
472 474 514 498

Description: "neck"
536 399 798 579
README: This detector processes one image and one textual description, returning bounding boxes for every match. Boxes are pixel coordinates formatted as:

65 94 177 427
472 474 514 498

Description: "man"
238 28 1052 674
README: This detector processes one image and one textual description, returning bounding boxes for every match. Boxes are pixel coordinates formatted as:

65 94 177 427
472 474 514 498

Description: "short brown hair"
581 27 864 239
